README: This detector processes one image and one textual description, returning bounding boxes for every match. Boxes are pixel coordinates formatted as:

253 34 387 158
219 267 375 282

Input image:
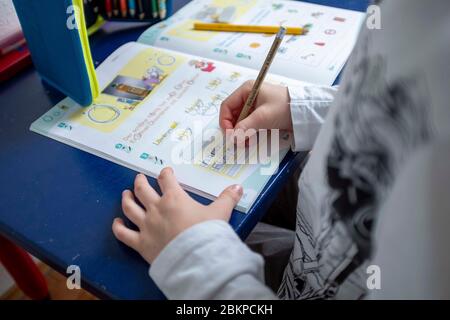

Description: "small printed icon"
236 53 251 60
311 12 324 18
157 55 176 66
301 53 315 60
206 78 222 90
249 42 261 48
43 115 53 122
333 17 346 22
140 153 164 165
228 71 241 82
277 47 287 54
58 122 72 130
189 60 216 72
115 143 132 153
324 29 336 35
213 48 228 55
286 35 299 43
314 41 326 46
272 3 283 10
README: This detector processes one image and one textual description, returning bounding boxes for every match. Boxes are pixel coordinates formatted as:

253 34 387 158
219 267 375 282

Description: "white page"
139 0 365 85
31 42 308 213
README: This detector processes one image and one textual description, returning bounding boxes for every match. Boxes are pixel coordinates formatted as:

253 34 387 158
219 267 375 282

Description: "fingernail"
231 184 243 196
122 190 128 196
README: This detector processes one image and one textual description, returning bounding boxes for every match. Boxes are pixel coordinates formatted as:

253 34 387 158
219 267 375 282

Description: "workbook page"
139 0 365 85
30 42 302 213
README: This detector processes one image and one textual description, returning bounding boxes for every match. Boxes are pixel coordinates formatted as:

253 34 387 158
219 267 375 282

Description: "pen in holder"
83 0 172 30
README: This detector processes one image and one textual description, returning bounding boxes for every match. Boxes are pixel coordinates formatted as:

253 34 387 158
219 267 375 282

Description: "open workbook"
31 0 365 212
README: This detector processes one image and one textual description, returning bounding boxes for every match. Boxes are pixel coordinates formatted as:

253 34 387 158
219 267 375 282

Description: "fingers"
158 167 183 194
134 173 160 207
220 81 253 130
112 218 140 251
121 190 146 227
234 107 267 131
209 184 243 220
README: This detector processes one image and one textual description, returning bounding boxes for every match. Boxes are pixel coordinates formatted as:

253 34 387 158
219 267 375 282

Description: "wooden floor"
1 262 97 300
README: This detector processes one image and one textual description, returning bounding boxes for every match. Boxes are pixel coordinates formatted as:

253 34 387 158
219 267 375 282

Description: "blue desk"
0 0 368 299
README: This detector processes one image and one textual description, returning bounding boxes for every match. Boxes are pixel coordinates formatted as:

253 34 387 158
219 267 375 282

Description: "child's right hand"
219 81 293 132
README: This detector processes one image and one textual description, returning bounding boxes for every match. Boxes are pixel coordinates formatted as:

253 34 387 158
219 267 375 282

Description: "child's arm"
150 220 277 299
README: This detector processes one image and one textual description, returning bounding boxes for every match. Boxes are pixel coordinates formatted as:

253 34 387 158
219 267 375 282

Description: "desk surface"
0 0 368 299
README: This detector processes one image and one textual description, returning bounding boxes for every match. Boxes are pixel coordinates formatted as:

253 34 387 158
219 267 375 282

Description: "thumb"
209 185 243 220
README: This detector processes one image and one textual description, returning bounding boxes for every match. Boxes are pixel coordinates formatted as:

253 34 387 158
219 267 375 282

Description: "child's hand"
220 81 292 131
112 169 243 264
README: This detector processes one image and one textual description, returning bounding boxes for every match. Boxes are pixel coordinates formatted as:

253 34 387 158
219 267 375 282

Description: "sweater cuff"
288 85 337 151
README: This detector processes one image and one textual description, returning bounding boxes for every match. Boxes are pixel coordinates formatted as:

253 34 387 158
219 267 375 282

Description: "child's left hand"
112 168 243 264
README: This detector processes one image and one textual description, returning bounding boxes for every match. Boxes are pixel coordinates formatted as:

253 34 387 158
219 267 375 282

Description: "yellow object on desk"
193 22 303 35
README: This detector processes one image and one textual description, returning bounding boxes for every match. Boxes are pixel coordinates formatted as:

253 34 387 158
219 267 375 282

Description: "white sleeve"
369 141 450 299
149 220 277 300
288 85 338 151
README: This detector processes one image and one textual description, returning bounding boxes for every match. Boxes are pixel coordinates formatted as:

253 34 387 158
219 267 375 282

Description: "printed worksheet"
31 42 301 212
139 0 366 85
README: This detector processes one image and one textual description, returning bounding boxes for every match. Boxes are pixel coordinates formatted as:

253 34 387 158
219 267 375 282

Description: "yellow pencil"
193 22 303 35
237 27 286 123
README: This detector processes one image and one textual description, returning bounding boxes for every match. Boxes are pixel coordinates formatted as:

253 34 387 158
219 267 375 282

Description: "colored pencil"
158 0 166 19
120 0 128 17
137 0 145 19
105 0 112 18
128 0 136 17
113 0 119 16
193 23 303 35
151 0 158 18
